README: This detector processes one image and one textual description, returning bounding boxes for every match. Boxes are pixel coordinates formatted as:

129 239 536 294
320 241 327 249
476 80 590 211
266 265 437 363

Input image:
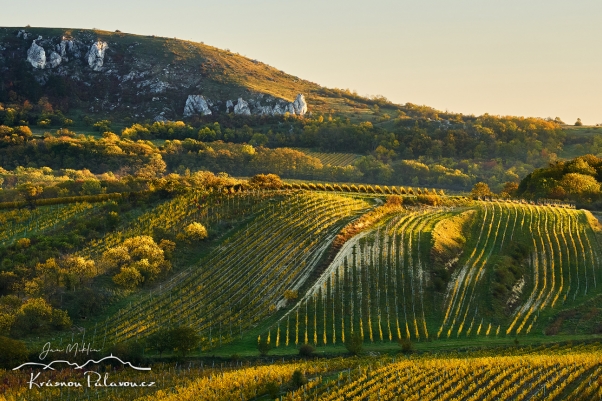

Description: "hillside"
4 27 602 196
0 26 387 123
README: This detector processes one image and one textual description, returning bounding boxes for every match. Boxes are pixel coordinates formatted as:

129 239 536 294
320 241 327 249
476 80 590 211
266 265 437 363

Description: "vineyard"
294 149 361 167
259 201 602 347
4 343 600 400
0 202 105 246
96 192 372 348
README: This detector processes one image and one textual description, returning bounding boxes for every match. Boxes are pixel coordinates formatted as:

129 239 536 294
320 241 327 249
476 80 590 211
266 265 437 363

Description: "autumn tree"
183 222 208 241
103 236 171 289
17 183 43 206
170 326 200 358
248 173 283 189
471 182 493 198
11 298 70 335
135 153 167 179
560 173 600 195
500 182 519 198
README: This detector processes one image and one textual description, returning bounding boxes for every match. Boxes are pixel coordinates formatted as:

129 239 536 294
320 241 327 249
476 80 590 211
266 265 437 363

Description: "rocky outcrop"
47 52 62 68
183 95 212 116
57 39 75 58
226 100 234 113
234 98 251 115
87 41 108 71
27 39 46 69
292 94 307 116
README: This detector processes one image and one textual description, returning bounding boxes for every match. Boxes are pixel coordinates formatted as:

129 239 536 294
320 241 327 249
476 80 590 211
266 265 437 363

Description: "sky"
2 0 601 124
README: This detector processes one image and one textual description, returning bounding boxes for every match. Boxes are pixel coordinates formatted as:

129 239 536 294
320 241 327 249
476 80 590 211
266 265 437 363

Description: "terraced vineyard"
261 201 602 346
99 192 372 348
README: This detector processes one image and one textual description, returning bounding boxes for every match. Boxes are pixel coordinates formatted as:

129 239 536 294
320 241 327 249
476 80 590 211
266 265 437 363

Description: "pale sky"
2 0 601 124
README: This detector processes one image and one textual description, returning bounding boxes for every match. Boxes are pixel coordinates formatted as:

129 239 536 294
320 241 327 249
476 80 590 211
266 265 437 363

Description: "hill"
4 27 602 195
0 26 391 123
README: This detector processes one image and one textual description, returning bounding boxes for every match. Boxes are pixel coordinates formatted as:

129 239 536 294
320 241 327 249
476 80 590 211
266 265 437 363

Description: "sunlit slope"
101 192 372 348
261 201 602 346
0 202 104 246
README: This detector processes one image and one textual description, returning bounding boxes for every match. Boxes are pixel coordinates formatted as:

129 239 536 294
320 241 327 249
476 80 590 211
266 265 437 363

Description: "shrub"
266 382 280 398
257 337 272 356
110 341 144 364
291 369 308 388
398 338 414 354
184 222 208 241
386 195 403 207
344 331 363 355
299 344 315 357
170 326 201 358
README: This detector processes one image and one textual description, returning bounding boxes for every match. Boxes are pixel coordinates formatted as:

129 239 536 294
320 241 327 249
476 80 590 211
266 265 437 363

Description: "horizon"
1 0 601 125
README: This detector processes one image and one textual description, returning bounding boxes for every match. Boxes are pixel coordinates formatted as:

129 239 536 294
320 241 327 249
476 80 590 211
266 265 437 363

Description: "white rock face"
47 51 62 68
234 98 251 115
87 41 108 71
257 105 274 116
225 100 234 113
27 40 46 69
292 93 308 116
285 103 295 114
183 95 212 117
272 103 285 115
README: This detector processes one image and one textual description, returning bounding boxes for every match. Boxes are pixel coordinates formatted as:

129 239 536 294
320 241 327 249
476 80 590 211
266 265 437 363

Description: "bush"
183 222 208 241
344 331 363 355
386 195 403 207
398 338 414 354
291 369 307 388
265 381 280 398
257 337 272 356
299 344 315 357
170 326 200 358
110 340 144 364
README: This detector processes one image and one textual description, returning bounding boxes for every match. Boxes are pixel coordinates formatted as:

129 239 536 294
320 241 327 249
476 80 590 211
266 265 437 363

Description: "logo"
12 341 154 390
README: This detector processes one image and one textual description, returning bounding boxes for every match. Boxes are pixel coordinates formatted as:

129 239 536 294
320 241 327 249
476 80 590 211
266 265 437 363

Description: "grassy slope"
1 26 401 121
